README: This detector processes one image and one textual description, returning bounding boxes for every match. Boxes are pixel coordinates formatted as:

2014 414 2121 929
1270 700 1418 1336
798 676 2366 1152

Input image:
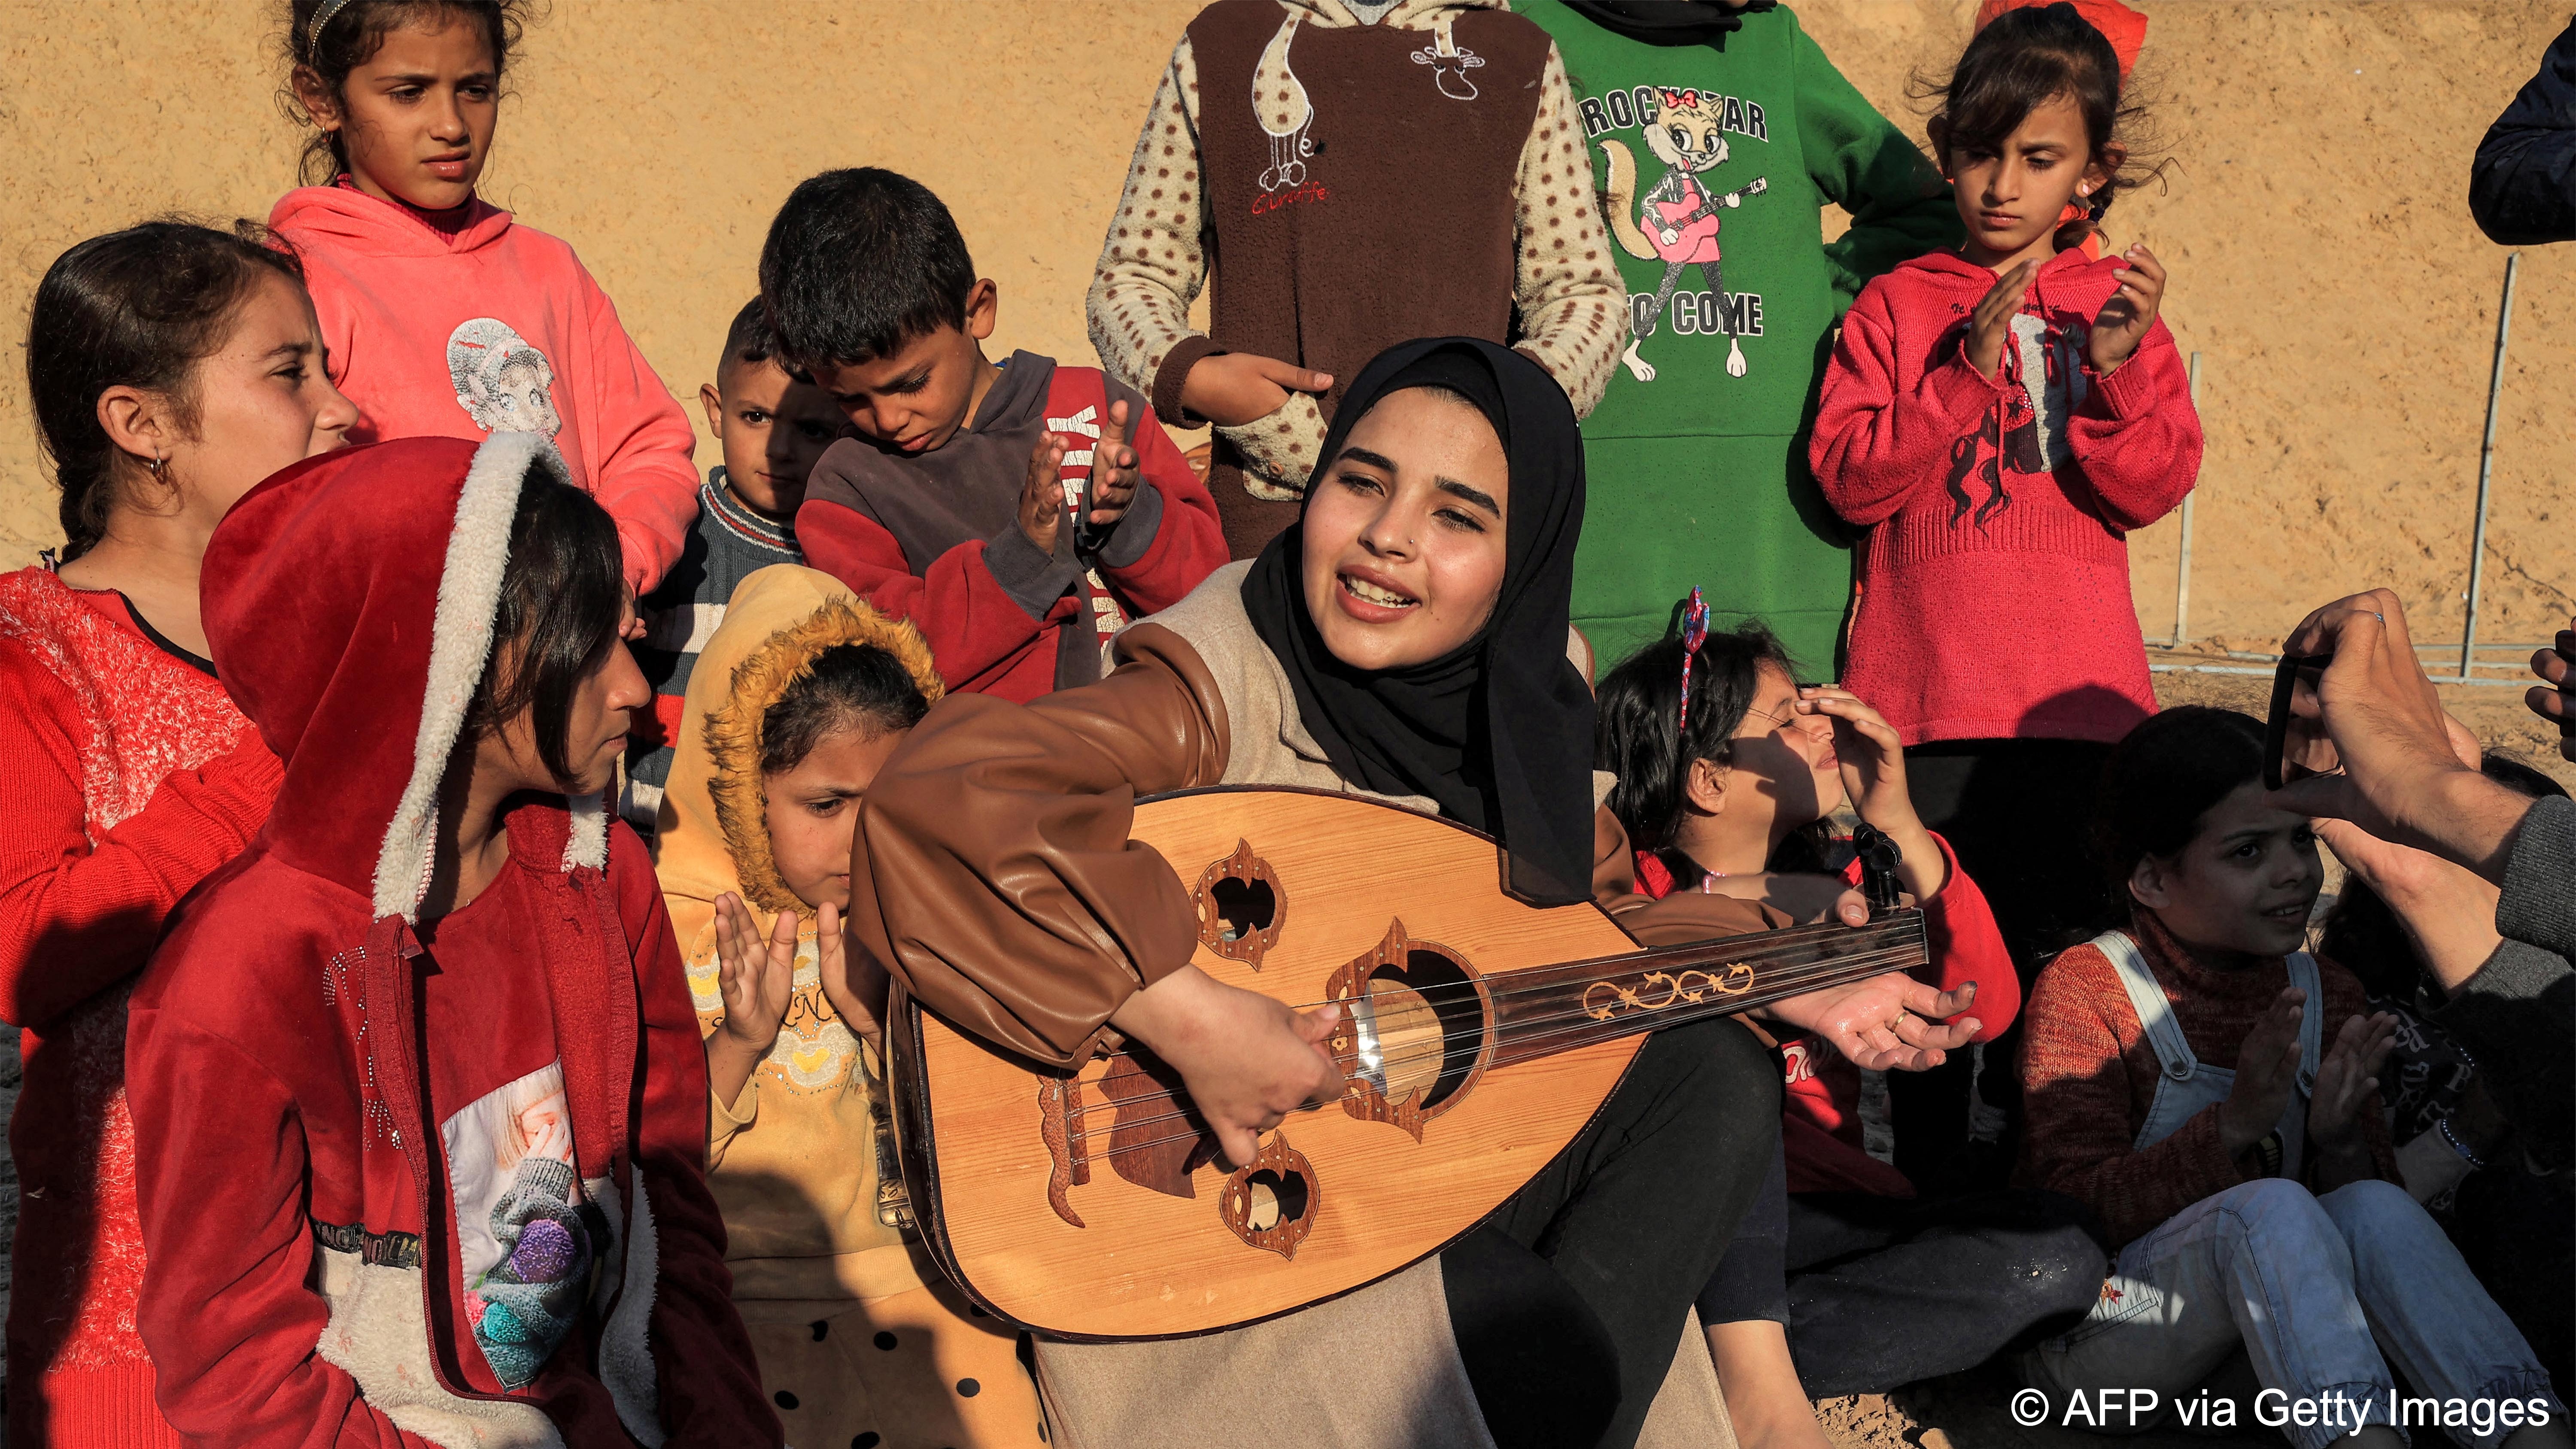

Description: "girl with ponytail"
3 219 352 1444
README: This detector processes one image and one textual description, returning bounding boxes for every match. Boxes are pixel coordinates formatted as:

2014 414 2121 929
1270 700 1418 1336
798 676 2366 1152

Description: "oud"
886 788 1925 1341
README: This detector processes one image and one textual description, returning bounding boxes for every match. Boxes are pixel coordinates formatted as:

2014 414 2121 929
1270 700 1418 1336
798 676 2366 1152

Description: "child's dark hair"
1596 620 1830 874
758 168 976 374
1918 2 2155 238
462 473 626 787
279 0 535 185
26 219 309 563
759 644 932 778
2091 707 2264 915
716 298 779 382
2321 753 2569 999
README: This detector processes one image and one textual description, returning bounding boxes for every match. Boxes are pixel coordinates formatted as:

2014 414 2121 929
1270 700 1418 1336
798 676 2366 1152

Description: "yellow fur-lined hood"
653 565 942 922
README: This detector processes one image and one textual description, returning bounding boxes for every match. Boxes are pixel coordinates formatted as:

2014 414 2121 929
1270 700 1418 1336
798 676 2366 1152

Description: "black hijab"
1559 0 1779 45
1238 339 1596 906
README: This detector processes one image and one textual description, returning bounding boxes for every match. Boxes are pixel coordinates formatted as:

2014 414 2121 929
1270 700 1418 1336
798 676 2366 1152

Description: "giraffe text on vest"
1252 179 1332 216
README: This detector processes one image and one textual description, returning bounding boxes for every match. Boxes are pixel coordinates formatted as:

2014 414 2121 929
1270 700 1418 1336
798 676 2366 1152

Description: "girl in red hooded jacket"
1808 3 2203 1165
1596 609 2103 1449
270 0 700 598
0 221 355 1446
126 434 777 1446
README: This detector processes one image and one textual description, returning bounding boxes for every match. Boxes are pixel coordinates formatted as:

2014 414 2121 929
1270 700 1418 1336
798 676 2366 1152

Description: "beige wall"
3 0 2568 651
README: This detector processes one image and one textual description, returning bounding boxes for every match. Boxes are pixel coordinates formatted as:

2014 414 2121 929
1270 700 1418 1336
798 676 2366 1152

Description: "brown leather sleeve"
849 623 1231 1067
1589 805 1790 945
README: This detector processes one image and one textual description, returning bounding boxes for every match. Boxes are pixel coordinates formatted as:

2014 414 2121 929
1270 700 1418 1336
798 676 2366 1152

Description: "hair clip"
304 0 361 56
1677 587 1711 731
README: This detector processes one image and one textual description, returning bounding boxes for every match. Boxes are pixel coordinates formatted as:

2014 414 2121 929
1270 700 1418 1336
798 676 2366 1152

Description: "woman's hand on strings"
810 900 889 1054
1797 685 1949 899
708 892 798 1107
1109 964 1345 1168
1965 259 2037 379
1765 974 1978 1071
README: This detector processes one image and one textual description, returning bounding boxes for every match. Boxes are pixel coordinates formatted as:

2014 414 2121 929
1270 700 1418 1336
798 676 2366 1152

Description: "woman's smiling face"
1300 387 1510 672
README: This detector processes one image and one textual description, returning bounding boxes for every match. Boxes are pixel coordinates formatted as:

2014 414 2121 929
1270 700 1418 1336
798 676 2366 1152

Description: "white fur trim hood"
369 431 608 922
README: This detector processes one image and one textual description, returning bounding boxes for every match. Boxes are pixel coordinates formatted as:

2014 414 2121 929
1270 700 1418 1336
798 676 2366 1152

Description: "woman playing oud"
848 338 1980 1449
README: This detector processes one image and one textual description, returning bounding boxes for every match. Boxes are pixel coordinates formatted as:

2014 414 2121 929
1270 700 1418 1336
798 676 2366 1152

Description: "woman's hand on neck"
55 496 221 658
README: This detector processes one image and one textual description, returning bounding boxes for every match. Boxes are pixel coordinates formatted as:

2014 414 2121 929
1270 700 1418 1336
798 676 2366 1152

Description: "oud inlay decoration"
1192 839 1285 970
1580 964 1755 1021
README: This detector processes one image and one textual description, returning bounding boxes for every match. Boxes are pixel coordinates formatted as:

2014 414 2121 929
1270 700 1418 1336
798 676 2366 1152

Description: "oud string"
1057 931 1927 1127
1060 939 1929 1137
1068 953 1914 1162
1054 945 1935 1155
1242 916 1926 1017
1056 936 1930 1138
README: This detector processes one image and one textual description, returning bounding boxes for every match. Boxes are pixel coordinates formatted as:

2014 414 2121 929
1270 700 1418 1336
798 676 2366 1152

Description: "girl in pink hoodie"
271 0 699 595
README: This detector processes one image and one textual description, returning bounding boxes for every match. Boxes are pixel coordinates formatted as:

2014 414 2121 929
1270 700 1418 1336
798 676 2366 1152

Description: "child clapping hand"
706 895 885 1109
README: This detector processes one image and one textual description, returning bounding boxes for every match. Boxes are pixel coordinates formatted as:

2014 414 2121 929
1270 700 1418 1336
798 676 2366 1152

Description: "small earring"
145 455 166 477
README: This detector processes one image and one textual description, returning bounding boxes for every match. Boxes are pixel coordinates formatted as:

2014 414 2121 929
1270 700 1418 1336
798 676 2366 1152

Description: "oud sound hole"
1221 1132 1318 1257
1209 877 1276 944
1241 1168 1309 1231
1364 949 1483 1113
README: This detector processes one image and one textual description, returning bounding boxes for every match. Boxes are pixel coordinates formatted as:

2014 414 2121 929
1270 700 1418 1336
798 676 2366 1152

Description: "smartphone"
2553 630 2576 749
2264 653 2336 791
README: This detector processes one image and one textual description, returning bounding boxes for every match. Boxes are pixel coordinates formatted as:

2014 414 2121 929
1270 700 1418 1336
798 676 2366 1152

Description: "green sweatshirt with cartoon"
1521 0 1959 673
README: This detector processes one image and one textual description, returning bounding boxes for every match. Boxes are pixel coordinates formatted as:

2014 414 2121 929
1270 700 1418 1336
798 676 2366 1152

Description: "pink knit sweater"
1810 247 2200 746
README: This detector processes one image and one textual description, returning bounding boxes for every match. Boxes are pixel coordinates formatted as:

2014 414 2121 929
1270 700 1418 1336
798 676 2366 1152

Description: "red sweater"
0 570 280 1447
1810 247 2201 747
797 358 1227 702
1634 835 2020 1196
2016 913 2397 1249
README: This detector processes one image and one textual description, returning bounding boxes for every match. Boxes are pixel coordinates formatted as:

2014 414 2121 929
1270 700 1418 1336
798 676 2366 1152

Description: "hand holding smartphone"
2264 652 2337 791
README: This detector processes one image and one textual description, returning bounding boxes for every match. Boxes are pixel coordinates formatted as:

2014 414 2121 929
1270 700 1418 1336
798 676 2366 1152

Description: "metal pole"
2461 253 2520 683
2172 352 2200 647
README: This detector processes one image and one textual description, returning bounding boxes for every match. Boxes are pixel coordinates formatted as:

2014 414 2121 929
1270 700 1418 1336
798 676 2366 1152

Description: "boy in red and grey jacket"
760 168 1227 701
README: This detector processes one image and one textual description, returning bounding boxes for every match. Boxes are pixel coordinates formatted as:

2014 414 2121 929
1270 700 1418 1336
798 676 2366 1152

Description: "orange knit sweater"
2015 911 2397 1249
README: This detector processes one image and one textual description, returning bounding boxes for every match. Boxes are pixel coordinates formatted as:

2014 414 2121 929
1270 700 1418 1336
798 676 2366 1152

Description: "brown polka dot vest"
1185 1 1549 553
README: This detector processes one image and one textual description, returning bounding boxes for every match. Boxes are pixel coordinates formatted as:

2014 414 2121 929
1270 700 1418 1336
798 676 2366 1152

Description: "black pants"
2452 1164 2576 1399
1443 1014 1781 1449
1898 739 2121 1194
1696 1142 2108 1397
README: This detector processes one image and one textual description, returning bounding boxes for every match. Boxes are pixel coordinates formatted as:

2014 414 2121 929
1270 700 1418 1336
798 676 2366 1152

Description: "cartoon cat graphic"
1599 88 1768 381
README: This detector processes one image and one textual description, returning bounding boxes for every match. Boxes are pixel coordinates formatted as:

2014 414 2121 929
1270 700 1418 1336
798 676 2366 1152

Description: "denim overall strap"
2285 951 2324 1096
2096 931 2235 1152
2095 930 2197 1083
